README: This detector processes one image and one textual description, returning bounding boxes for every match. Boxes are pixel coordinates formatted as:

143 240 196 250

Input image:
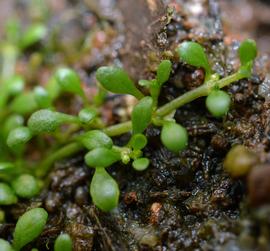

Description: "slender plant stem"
36 142 83 177
103 121 132 136
38 71 245 177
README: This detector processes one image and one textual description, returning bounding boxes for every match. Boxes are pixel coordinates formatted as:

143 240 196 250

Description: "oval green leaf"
81 130 113 150
54 234 72 251
28 109 78 134
161 122 188 153
129 134 148 150
177 41 211 78
132 158 150 171
55 68 84 96
131 96 153 134
85 148 121 168
90 168 119 212
34 86 52 108
7 126 32 153
78 108 97 124
0 183 17 205
10 92 38 115
238 39 257 66
12 174 40 199
20 24 47 49
96 66 144 99
13 208 48 250
156 60 172 86
206 90 231 118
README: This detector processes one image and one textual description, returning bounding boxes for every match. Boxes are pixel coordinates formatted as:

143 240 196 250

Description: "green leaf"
34 86 52 108
54 234 72 251
129 134 147 150
161 122 188 153
206 90 231 118
10 92 38 115
0 239 14 251
7 126 32 153
12 174 39 199
55 68 84 96
0 162 15 172
3 115 24 138
156 60 172 86
96 66 144 99
85 148 121 168
28 109 79 134
0 183 17 205
90 168 119 212
238 39 257 66
20 24 47 49
131 96 153 134
81 130 113 150
13 208 48 250
132 158 150 171
177 41 211 78
78 108 97 124
6 75 25 96
45 77 61 100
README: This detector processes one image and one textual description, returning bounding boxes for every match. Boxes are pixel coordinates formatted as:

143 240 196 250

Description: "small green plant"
0 31 257 217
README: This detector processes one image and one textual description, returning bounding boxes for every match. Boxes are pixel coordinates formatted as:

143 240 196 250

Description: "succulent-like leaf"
54 234 72 251
90 168 119 212
129 134 147 150
131 96 153 134
177 41 211 78
156 60 172 86
238 39 257 66
7 127 32 153
132 158 150 171
28 109 79 134
0 183 17 205
85 148 121 168
20 24 47 49
55 68 84 96
96 66 144 99
10 92 38 115
34 86 52 108
12 174 39 199
13 208 48 250
161 122 188 153
81 130 113 150
78 108 97 124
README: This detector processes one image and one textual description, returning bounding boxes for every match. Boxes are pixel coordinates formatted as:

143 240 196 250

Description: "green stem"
156 71 244 117
37 71 245 177
36 142 83 178
103 121 132 136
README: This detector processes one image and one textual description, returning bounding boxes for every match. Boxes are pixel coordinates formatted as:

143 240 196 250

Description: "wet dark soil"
1 0 270 250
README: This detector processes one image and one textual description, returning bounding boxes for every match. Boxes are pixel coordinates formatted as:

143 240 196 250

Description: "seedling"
0 34 258 217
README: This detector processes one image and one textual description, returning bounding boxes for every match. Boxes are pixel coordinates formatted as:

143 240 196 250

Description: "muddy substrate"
1 0 270 250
